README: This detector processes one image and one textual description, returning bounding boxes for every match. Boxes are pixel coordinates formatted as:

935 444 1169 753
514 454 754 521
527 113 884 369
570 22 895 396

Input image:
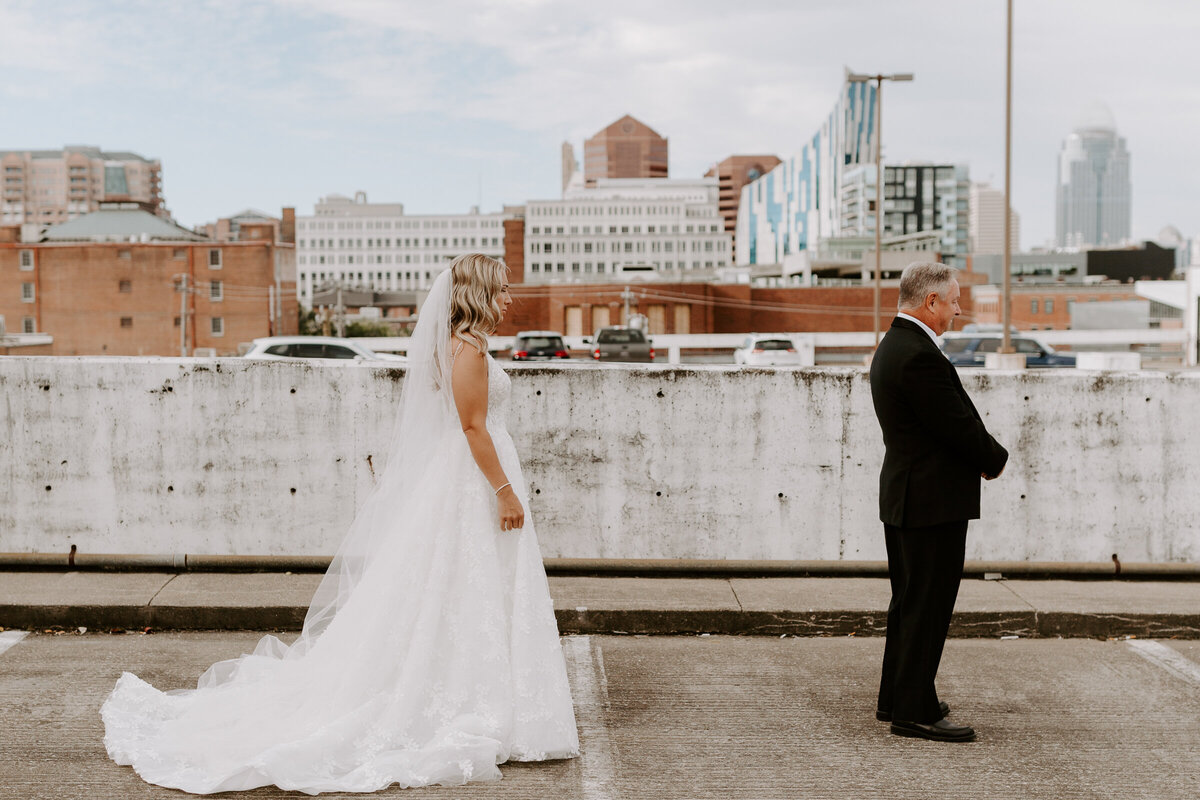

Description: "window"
1030 299 1039 314
211 317 224 336
21 282 34 302
172 248 186 260
18 250 33 270
22 317 35 334
1044 298 1054 314
174 316 181 327
210 280 223 301
119 280 132 293
208 249 222 269
120 317 133 328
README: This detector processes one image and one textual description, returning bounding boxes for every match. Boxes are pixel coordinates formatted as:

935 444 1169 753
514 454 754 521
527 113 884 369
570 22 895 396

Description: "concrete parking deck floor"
2 572 1198 638
1 632 1198 799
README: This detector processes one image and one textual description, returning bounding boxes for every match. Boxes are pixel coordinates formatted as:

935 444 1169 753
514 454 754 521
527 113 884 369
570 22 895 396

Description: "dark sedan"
941 334 1076 368
511 331 570 361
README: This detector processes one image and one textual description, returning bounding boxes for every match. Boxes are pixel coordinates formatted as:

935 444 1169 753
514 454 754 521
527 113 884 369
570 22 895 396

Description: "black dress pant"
877 520 968 724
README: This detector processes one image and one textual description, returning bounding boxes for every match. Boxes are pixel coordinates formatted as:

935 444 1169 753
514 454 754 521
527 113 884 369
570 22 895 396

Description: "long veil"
201 269 458 677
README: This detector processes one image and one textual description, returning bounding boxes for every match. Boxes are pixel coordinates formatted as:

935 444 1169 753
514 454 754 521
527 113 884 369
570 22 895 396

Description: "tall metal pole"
1002 0 1014 353
335 281 346 338
178 274 188 357
874 77 884 348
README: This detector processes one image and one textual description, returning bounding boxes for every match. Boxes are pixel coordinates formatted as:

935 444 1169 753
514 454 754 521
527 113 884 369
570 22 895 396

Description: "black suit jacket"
869 317 1009 528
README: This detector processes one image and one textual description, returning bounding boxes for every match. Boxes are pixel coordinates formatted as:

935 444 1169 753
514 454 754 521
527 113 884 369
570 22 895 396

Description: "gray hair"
898 262 957 310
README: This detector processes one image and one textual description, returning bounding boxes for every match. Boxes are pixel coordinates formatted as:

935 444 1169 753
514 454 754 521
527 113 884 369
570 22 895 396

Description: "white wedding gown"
101 352 579 794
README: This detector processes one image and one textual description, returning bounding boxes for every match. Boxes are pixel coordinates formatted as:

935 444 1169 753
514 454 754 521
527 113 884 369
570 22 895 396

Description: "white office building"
294 192 509 306
968 182 1020 255
524 178 731 283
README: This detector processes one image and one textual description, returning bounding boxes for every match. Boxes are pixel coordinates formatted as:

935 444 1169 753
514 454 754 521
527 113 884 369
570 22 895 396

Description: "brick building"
583 115 669 186
496 280 973 337
970 281 1142 330
503 216 525 283
197 208 292 243
0 208 296 356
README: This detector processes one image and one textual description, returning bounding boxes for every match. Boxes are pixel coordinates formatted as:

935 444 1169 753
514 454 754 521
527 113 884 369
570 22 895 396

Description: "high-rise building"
583 116 668 186
294 192 511 306
736 80 878 269
705 155 781 264
1055 102 1131 248
968 182 1020 255
0 146 167 227
840 163 970 266
524 178 730 284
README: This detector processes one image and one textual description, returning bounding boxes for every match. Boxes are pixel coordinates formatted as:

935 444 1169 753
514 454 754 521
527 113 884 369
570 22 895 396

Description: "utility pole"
335 280 346 338
621 285 634 325
176 274 189 356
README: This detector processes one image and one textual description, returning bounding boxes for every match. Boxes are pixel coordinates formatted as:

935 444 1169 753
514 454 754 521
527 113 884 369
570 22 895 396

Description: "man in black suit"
869 262 1008 743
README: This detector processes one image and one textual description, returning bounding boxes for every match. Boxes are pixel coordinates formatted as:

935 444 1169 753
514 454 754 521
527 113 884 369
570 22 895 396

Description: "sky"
2 0 1197 250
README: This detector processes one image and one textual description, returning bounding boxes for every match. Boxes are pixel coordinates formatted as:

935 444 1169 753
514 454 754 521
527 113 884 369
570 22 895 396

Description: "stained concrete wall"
1 358 1197 563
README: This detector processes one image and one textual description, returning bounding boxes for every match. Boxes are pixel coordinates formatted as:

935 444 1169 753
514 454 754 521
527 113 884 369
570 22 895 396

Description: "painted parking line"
564 636 617 800
1128 639 1200 686
0 631 28 658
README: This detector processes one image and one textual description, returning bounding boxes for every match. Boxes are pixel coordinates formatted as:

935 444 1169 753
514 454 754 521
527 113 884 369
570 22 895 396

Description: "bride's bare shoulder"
451 336 485 358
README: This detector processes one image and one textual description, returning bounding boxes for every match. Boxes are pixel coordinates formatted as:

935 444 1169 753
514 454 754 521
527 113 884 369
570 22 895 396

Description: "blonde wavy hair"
449 253 508 354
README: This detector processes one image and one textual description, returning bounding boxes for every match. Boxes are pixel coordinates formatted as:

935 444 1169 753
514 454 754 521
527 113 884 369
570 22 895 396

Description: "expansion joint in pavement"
146 574 179 607
726 579 744 612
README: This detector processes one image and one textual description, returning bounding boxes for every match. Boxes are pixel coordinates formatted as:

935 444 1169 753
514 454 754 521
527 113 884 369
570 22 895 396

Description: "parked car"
940 333 1075 368
511 330 570 361
584 326 654 362
243 336 407 363
733 335 805 366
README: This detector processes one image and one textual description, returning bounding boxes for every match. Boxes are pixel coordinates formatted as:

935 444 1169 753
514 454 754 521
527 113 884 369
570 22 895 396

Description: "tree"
344 319 394 337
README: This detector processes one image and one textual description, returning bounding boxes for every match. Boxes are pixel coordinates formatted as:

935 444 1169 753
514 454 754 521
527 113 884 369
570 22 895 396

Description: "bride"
101 254 580 794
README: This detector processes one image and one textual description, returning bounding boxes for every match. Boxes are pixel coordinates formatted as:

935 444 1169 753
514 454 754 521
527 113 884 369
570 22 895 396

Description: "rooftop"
41 208 207 243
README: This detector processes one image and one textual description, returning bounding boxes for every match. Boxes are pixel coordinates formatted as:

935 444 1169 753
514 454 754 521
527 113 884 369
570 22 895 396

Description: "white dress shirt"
896 312 940 347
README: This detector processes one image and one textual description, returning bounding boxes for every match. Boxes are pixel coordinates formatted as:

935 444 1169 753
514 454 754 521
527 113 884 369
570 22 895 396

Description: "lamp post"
846 69 913 348
1001 0 1015 354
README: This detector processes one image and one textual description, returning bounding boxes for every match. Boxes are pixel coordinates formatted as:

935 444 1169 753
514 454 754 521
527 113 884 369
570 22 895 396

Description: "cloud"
2 0 1196 242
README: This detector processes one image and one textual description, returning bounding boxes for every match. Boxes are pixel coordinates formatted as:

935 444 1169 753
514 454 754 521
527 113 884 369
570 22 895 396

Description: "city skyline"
2 0 1196 251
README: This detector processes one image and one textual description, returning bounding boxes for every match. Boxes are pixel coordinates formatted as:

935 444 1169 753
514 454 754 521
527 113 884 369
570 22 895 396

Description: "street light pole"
874 78 883 348
846 68 913 348
1001 0 1015 354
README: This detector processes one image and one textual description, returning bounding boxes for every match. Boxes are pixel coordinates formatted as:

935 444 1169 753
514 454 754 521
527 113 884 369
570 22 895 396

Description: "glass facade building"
735 81 877 267
1055 102 1131 248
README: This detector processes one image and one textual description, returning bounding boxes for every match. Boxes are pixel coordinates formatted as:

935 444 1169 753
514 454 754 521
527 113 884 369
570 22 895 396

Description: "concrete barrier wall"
1 358 1197 563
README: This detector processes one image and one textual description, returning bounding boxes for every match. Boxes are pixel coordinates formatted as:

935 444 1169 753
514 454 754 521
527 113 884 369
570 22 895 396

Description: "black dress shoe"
876 701 949 722
890 718 976 742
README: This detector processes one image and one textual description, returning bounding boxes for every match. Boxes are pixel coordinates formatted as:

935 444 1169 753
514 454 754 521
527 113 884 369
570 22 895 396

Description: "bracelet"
494 482 511 495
